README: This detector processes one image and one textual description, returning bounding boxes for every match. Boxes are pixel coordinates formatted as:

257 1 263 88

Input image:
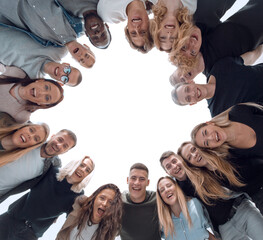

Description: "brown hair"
63 184 123 240
130 162 149 176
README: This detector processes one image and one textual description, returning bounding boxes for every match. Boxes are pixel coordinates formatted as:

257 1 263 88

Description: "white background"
1 0 260 239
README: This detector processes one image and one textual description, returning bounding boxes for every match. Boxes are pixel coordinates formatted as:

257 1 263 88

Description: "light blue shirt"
162 198 210 240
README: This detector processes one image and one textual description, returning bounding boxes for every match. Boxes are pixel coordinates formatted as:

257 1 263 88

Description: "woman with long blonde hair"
191 103 263 159
156 176 217 239
0 122 49 167
178 141 263 213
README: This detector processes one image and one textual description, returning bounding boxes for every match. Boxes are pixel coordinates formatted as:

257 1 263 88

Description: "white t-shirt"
182 0 197 14
97 0 158 24
69 223 99 240
0 146 44 195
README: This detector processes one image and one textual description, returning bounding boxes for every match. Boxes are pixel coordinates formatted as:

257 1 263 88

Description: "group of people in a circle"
0 0 263 240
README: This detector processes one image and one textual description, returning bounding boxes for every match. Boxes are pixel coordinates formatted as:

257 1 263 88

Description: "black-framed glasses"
60 66 71 84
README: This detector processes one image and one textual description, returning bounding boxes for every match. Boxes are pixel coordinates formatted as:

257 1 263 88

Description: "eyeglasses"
60 66 71 84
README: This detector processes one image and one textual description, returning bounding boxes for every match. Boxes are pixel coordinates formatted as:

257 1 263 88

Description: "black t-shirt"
200 0 263 76
206 56 263 117
177 178 234 229
229 104 263 159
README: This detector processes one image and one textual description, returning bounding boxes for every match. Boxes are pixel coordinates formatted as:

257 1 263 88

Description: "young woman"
151 0 236 53
178 141 263 213
0 156 95 240
0 77 64 123
0 122 49 167
156 176 217 240
56 183 123 240
170 0 263 77
191 103 263 159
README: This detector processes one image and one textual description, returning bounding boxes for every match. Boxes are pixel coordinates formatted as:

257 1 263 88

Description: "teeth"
55 67 58 76
73 48 79 54
91 24 98 30
197 89 201 98
198 156 202 162
132 18 141 23
167 193 172 198
21 135 26 143
98 208 105 216
165 24 175 29
34 88 36 97
216 133 219 142
174 168 180 174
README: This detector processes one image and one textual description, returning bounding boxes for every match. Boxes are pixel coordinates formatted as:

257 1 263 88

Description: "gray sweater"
0 26 67 79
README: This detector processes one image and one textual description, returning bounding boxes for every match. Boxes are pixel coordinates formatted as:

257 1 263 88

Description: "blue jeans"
219 198 263 240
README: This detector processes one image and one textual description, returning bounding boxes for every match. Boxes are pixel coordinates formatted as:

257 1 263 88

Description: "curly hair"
0 77 64 112
64 184 123 240
151 5 193 52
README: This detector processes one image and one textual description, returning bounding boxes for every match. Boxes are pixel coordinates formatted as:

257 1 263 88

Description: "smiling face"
68 157 93 184
92 189 115 224
127 2 149 47
180 27 202 58
12 124 46 148
158 178 177 206
158 16 179 52
127 168 149 203
19 79 61 105
43 131 75 157
195 123 227 148
181 143 207 168
176 83 206 105
162 154 186 181
85 13 111 49
170 69 195 86
67 42 95 68
43 62 81 86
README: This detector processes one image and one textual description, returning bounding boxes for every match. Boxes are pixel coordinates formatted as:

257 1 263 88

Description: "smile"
215 132 220 142
165 24 175 29
91 24 99 30
20 134 26 143
132 18 141 23
54 67 59 76
73 48 79 54
30 88 36 97
197 88 201 98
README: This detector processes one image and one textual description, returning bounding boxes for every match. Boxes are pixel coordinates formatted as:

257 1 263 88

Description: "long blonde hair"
156 176 192 238
191 102 263 156
177 141 245 204
57 156 95 193
0 122 49 167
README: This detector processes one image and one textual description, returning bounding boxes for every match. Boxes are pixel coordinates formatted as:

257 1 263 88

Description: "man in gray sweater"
121 163 161 240
0 26 83 87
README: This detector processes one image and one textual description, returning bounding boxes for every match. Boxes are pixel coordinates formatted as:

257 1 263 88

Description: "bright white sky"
1 0 258 239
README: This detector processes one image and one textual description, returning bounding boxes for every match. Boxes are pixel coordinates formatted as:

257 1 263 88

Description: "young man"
160 151 263 239
0 156 94 239
0 0 111 53
0 129 77 203
0 26 83 86
121 163 161 240
97 0 156 53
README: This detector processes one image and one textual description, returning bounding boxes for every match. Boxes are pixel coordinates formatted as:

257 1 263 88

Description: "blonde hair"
156 176 192 238
191 102 263 156
169 24 198 69
57 156 95 193
177 141 245 204
151 5 193 52
0 122 50 167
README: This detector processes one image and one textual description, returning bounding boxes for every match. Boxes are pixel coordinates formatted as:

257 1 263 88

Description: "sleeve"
192 198 210 230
